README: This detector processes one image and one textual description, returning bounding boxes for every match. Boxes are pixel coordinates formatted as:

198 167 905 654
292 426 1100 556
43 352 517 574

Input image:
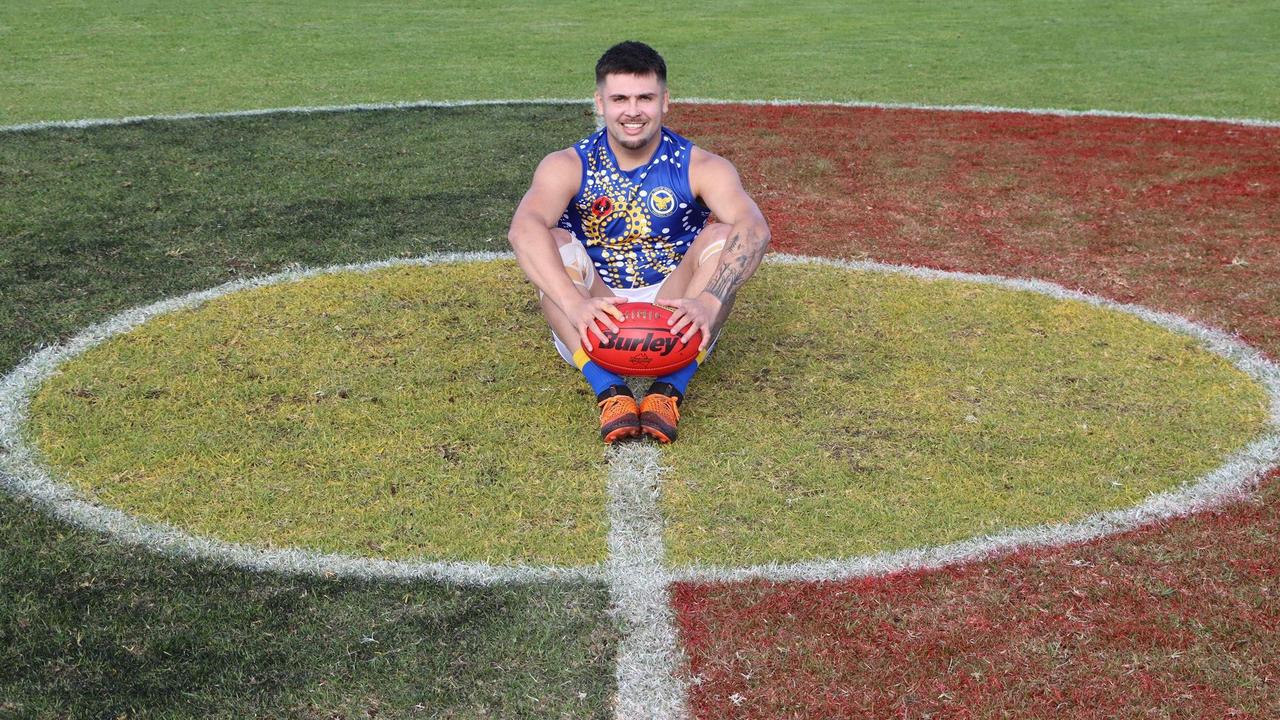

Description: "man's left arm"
666 150 771 349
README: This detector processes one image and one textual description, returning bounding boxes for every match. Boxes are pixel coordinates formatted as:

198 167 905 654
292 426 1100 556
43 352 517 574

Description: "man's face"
594 72 669 153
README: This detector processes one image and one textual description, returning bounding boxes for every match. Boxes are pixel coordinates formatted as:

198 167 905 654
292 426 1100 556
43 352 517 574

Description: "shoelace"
599 395 635 419
645 394 680 421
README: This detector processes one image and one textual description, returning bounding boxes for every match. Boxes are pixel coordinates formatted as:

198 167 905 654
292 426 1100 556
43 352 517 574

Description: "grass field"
662 264 1267 566
21 257 1267 570
1 107 619 717
29 262 612 566
3 1 1280 124
668 102 1280 718
3 2 1279 718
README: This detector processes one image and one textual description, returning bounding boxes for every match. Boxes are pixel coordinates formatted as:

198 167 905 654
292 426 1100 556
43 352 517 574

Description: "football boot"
597 385 642 443
639 382 682 443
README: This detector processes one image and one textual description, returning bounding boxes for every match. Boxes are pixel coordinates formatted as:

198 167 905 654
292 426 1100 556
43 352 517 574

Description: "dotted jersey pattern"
560 127 711 288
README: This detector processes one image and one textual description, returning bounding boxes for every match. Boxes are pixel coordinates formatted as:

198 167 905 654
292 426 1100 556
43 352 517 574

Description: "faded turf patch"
662 261 1271 567
22 260 608 566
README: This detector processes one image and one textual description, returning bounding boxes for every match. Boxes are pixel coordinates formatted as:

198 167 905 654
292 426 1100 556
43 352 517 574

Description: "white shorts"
552 278 667 365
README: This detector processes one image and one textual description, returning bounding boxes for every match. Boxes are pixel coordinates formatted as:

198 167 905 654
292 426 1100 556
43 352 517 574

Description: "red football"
584 302 702 376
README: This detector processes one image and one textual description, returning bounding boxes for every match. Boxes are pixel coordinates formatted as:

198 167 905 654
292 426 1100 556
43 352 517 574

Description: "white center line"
605 442 689 719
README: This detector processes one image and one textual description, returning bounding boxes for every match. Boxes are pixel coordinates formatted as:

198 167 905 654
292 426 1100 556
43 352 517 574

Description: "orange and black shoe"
598 385 642 444
639 382 682 443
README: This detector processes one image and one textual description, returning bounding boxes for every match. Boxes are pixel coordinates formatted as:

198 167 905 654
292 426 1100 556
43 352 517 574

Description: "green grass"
2 106 621 716
0 492 616 719
3 1 1279 124
29 262 609 566
0 103 591 373
662 265 1270 566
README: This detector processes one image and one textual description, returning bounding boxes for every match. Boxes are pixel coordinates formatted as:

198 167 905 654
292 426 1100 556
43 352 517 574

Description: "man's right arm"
507 149 623 348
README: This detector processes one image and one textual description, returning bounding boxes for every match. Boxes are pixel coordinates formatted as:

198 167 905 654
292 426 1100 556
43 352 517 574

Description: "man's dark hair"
595 41 667 85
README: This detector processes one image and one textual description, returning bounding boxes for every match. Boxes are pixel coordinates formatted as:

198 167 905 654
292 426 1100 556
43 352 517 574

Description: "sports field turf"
3 3 1280 718
29 262 611 566
671 103 1280 718
2 106 619 717
663 264 1266 566
23 258 1266 569
3 1 1279 123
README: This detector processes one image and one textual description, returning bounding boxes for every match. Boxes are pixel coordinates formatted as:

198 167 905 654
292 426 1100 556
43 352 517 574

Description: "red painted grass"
674 473 1279 718
667 105 1280 718
671 104 1280 354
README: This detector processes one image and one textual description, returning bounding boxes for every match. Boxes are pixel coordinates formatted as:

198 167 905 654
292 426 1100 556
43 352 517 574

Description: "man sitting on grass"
508 40 770 443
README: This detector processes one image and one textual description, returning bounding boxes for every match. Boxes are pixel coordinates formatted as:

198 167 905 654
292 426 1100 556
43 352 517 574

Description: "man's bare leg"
540 229 642 442
539 229 616 351
639 222 732 442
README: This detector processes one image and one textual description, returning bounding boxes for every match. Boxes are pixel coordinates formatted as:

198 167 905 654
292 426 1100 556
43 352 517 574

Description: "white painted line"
3 97 1278 134
670 253 1280 584
606 443 689 720
0 251 601 586
0 99 590 133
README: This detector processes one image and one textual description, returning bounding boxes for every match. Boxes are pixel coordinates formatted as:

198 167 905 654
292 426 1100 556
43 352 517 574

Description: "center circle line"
2 253 1276 587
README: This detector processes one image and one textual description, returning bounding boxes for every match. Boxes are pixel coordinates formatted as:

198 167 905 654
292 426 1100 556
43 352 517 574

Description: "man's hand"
567 295 626 351
663 293 723 352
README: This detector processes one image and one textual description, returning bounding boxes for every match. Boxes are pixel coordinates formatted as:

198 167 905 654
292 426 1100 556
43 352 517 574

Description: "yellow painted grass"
662 264 1271 566
27 260 1271 569
28 261 608 566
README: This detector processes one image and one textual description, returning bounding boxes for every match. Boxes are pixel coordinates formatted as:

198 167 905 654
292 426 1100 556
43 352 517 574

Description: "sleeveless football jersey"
558 127 712 289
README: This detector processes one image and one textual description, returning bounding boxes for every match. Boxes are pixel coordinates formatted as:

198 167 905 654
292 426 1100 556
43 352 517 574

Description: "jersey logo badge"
647 187 677 217
591 196 614 218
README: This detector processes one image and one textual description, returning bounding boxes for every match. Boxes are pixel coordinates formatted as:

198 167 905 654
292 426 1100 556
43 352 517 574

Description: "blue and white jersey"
558 127 712 289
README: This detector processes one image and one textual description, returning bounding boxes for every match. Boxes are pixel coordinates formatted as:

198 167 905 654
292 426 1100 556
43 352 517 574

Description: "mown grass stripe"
669 254 1280 582
4 97 1279 135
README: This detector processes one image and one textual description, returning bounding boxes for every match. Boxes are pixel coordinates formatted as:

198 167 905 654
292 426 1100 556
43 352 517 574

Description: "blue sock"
572 348 627 398
651 347 709 400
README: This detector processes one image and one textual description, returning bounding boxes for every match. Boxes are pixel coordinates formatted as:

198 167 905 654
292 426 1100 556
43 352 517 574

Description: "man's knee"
539 228 595 297
558 240 594 292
